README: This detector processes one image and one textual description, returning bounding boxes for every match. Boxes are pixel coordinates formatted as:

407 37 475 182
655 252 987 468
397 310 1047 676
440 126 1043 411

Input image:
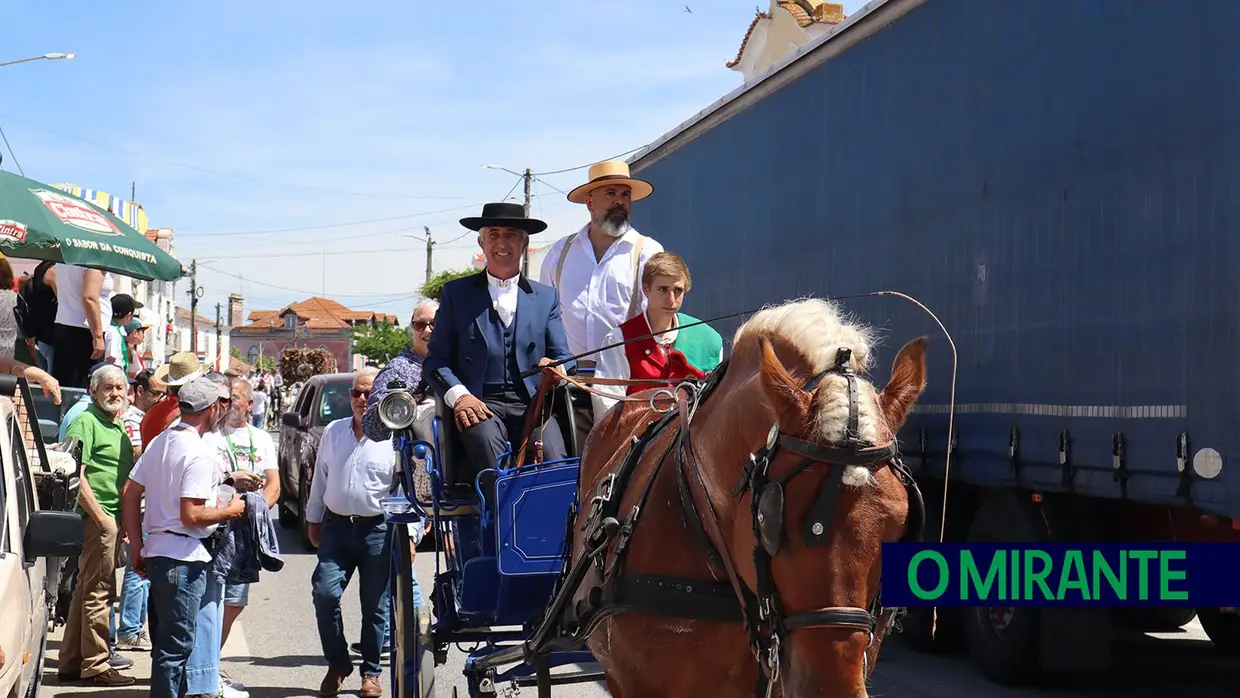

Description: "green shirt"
675 312 724 373
67 403 136 519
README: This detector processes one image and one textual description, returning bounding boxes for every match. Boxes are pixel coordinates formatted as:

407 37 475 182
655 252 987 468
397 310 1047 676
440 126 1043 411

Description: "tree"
421 267 480 301
231 346 275 372
351 321 411 364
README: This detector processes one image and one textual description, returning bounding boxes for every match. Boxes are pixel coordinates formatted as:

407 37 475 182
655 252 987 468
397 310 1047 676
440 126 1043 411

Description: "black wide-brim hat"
459 202 548 234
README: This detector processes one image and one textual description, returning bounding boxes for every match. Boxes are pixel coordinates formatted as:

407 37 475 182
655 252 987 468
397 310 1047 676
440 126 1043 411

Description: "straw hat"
152 351 204 387
567 161 654 204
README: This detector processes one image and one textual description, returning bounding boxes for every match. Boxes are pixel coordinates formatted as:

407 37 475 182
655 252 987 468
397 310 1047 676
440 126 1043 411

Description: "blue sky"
0 0 867 323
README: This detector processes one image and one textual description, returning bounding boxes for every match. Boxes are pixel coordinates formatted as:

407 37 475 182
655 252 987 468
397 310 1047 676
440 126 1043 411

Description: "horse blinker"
756 482 785 556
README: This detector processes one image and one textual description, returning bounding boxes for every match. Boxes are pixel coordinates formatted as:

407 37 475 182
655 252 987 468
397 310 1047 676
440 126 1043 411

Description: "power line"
180 202 490 238
197 262 416 298
0 124 24 176
0 112 475 200
532 145 647 176
194 247 417 262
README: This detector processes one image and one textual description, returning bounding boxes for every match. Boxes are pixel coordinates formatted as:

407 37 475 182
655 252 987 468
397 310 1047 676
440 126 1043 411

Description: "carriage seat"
430 384 580 495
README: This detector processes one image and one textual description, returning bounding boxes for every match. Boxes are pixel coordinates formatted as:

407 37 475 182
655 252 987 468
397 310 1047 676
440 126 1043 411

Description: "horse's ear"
879 336 929 430
758 337 812 427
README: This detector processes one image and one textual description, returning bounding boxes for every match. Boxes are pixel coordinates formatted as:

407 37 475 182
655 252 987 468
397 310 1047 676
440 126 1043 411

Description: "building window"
284 315 296 330
247 346 259 364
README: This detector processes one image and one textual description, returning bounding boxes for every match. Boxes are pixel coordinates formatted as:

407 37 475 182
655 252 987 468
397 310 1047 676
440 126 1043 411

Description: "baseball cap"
177 377 230 413
123 318 150 334
111 294 144 319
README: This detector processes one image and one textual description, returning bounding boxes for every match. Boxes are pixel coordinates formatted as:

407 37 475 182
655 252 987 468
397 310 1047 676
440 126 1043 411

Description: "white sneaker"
219 674 250 698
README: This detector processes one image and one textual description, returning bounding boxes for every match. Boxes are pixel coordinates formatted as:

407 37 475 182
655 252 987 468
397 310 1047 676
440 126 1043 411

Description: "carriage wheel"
391 522 436 697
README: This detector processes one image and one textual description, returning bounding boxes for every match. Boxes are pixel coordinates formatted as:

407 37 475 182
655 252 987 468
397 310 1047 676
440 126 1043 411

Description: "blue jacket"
425 272 576 401
214 492 284 585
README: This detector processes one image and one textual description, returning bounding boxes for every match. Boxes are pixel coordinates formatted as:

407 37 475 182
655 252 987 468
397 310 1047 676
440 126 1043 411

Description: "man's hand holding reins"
538 357 567 382
454 394 492 430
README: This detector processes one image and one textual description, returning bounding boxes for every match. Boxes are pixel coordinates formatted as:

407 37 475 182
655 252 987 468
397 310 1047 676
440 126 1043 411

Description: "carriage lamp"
379 390 417 431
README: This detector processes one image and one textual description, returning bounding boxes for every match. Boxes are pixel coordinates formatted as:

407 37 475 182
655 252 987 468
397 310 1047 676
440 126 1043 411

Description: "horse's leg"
603 673 623 698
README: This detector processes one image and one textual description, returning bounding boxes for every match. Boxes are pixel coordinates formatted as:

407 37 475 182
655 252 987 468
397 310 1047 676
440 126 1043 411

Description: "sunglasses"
350 389 370 399
413 320 434 331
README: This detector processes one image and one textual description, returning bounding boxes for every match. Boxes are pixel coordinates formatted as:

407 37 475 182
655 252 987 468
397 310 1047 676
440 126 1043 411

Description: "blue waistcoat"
479 307 525 399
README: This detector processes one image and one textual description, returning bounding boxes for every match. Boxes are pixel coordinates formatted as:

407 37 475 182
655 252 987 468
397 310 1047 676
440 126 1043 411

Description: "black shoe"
350 641 393 655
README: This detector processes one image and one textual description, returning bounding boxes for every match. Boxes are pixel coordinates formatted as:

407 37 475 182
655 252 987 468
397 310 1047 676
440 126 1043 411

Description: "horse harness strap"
528 350 925 697
552 231 646 323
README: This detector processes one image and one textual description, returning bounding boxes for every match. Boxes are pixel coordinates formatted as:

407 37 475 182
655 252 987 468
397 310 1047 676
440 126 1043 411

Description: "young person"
590 251 723 421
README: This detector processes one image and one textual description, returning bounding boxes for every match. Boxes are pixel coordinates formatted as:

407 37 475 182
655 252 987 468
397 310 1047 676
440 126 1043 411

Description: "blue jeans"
312 515 393 678
382 568 425 645
116 561 149 638
36 340 53 374
145 557 210 698
252 412 265 428
185 572 224 695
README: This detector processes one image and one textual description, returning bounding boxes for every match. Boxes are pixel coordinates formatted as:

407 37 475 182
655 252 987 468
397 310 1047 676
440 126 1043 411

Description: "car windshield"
317 381 353 426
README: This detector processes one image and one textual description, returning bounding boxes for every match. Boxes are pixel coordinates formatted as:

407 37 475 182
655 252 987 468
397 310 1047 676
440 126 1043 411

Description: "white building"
726 1 847 83
114 227 179 369
171 307 231 373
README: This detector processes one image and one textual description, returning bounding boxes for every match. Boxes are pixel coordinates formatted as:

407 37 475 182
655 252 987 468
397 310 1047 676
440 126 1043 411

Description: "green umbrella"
0 170 184 281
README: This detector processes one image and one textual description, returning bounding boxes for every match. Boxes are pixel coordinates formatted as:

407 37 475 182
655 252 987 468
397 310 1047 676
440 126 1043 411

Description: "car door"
11 414 45 693
0 411 40 696
293 381 319 511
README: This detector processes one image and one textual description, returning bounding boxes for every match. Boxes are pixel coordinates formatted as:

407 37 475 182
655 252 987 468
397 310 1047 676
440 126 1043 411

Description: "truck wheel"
300 478 317 552
1197 608 1240 654
1114 607 1197 632
963 489 1047 685
897 478 964 654
278 491 299 529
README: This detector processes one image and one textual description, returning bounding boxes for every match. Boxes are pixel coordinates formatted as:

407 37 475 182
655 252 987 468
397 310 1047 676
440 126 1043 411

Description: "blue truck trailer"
625 0 1240 684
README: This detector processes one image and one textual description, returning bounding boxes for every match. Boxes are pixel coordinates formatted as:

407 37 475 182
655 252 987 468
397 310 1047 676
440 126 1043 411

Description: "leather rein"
517 346 924 697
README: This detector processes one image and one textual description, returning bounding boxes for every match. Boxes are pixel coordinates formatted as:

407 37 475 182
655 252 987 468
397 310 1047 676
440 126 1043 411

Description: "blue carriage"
374 378 603 697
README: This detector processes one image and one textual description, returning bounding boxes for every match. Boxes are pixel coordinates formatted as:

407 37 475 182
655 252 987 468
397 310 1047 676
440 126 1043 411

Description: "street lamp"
0 53 76 68
482 164 522 178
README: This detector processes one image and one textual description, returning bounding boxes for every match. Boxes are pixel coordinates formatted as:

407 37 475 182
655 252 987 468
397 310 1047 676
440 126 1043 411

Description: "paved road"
35 427 1240 697
39 521 1240 698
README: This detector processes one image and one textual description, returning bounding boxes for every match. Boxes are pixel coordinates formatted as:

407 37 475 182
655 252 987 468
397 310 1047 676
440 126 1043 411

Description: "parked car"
277 372 356 549
0 384 83 698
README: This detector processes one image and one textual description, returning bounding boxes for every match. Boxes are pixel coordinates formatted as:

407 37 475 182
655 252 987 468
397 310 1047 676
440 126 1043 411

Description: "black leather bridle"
709 347 925 695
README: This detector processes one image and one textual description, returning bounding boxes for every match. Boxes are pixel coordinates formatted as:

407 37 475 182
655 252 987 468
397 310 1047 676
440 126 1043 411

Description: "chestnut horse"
561 298 928 698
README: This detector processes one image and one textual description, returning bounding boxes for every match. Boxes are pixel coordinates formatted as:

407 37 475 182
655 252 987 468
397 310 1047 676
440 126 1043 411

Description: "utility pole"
424 226 434 285
522 168 533 277
188 259 201 354
215 303 223 372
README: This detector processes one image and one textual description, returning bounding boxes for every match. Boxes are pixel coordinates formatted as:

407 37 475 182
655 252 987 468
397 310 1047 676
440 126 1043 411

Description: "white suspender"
553 231 646 322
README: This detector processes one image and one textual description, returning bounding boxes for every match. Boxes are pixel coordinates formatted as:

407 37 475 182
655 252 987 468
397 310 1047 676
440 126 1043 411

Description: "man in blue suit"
424 202 575 476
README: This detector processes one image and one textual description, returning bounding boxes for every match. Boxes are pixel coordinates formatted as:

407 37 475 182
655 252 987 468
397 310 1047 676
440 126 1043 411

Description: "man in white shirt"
538 161 664 447
120 377 243 698
305 368 395 698
203 376 280 698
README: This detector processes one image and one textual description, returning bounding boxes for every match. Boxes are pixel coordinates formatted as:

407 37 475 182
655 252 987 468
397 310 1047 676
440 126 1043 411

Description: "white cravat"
487 271 519 327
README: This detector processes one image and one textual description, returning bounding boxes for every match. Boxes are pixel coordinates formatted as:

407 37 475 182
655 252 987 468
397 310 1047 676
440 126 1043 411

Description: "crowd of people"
39 159 720 698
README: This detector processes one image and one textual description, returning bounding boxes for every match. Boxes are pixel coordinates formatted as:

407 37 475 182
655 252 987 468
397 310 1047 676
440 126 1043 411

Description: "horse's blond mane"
733 298 882 488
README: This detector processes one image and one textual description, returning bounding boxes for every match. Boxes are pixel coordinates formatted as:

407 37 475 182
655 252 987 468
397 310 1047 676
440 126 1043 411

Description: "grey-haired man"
121 377 244 698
